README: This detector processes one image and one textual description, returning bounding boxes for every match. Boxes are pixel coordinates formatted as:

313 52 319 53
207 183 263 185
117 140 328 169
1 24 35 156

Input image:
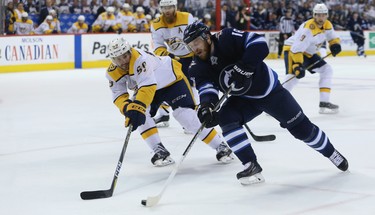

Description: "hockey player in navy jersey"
183 21 349 185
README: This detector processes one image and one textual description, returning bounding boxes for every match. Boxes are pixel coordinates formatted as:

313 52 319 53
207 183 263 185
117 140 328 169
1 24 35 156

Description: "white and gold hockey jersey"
116 11 136 32
67 22 89 34
150 11 195 58
92 12 120 32
284 18 340 64
106 48 184 114
14 19 34 35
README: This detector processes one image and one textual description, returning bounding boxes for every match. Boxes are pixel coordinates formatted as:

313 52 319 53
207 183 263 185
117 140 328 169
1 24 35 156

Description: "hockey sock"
304 125 335 157
222 127 257 165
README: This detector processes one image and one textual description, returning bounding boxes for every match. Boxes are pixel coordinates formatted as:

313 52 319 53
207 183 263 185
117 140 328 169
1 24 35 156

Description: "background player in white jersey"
283 3 342 114
105 37 233 167
14 12 34 35
67 15 89 34
150 0 197 129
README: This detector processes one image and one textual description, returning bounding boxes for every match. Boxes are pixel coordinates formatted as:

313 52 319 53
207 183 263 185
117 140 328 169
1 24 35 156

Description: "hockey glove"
292 63 305 79
124 100 146 131
329 44 341 57
228 62 254 90
198 103 219 128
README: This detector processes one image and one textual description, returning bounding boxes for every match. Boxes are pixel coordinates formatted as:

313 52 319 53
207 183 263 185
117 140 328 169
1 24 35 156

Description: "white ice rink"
1 56 374 215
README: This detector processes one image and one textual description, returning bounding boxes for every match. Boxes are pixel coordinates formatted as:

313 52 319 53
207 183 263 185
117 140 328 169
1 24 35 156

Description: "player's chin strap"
282 53 332 86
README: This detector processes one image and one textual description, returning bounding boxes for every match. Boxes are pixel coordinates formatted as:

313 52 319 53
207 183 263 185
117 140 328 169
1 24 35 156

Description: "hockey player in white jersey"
106 37 233 167
13 12 34 35
150 0 197 129
283 3 342 114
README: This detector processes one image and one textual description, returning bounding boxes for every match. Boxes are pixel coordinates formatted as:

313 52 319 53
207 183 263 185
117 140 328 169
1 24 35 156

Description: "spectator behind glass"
220 3 235 29
39 0 56 25
235 6 250 30
24 0 38 14
90 0 100 15
148 0 160 18
14 2 25 20
96 0 108 19
57 0 70 14
81 0 92 14
70 0 82 14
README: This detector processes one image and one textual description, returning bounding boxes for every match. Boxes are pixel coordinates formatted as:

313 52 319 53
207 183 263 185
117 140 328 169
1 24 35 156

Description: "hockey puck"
141 199 147 206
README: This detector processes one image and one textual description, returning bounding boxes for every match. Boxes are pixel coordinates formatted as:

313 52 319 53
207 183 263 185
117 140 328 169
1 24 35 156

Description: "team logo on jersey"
309 24 315 30
210 56 218 65
219 64 252 96
166 37 185 51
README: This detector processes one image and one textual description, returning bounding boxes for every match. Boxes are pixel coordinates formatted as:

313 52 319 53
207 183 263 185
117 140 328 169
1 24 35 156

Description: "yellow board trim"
0 62 74 73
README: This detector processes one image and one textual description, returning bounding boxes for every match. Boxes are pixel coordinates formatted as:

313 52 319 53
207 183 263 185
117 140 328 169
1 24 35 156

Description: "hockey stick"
80 125 133 200
244 124 276 142
281 53 332 86
141 85 233 207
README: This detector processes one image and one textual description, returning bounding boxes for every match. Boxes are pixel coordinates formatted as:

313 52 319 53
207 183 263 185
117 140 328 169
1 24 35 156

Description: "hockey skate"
216 143 234 163
153 114 170 128
329 150 349 171
236 160 265 185
319 102 339 114
151 143 175 167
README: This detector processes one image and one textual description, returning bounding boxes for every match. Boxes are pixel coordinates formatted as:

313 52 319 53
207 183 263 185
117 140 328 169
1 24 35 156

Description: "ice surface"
0 56 374 215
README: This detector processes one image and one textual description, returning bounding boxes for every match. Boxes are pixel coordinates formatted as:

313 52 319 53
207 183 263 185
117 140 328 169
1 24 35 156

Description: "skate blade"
319 108 339 114
239 173 265 185
219 155 234 164
156 122 170 128
153 157 175 167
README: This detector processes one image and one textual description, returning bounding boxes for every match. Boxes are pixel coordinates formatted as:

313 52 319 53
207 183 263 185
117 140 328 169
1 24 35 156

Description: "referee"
278 9 295 58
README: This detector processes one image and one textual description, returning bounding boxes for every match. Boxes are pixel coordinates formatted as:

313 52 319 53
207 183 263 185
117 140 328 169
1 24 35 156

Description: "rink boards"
0 31 374 73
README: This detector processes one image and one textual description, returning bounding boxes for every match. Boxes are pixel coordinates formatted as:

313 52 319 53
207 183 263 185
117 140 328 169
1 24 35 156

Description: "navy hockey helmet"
183 21 210 44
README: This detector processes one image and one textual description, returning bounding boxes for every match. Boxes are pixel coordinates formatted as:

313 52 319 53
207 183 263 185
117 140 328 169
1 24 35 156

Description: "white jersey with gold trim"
150 11 195 57
106 48 184 108
284 18 340 56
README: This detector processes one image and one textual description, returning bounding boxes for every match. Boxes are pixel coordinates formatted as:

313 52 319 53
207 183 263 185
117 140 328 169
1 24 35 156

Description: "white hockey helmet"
107 37 131 59
159 0 177 9
313 3 328 15
106 6 115 14
46 15 53 21
49 9 56 15
78 15 85 22
21 12 28 18
204 14 211 19
122 3 131 9
136 6 144 13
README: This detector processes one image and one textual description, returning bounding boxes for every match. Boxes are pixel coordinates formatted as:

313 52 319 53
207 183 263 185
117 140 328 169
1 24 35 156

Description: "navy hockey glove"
197 103 219 128
292 63 305 79
329 44 341 57
124 100 146 131
228 62 254 89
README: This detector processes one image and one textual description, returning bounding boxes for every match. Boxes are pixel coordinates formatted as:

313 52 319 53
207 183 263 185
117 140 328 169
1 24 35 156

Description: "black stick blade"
250 132 276 142
80 190 113 200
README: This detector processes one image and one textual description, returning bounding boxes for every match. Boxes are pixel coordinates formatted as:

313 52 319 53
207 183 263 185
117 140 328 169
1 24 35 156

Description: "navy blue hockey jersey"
189 28 279 105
